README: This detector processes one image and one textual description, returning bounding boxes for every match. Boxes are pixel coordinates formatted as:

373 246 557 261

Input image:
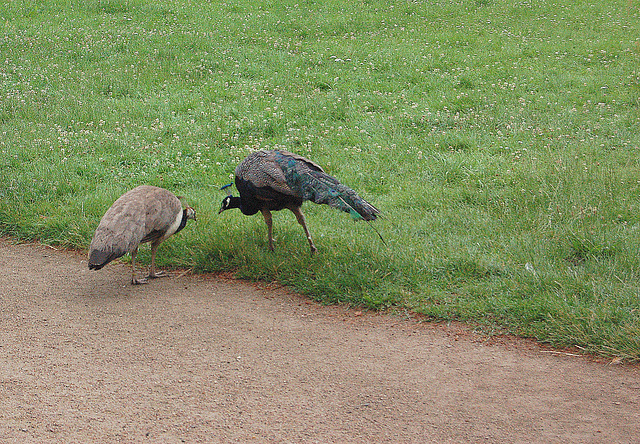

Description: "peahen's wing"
139 186 183 242
88 187 148 267
88 186 183 268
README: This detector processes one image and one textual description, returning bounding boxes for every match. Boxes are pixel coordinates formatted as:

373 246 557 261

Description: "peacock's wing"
236 150 297 197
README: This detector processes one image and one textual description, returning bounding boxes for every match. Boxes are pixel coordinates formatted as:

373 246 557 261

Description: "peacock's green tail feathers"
296 172 377 219
349 208 364 220
272 150 380 221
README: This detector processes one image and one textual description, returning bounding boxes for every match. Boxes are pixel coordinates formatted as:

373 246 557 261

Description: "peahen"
218 150 381 253
88 185 196 284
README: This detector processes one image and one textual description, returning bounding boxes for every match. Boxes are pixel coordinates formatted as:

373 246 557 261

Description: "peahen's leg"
260 209 275 251
131 246 148 285
289 206 317 254
147 240 167 279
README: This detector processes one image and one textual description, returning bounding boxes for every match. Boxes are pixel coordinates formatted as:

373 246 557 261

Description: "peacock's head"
219 183 237 214
219 195 233 214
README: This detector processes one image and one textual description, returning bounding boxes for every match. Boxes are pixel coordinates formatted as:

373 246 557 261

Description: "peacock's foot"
147 270 168 279
132 277 149 285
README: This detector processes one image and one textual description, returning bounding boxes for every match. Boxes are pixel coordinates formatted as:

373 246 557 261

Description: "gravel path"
1 238 638 443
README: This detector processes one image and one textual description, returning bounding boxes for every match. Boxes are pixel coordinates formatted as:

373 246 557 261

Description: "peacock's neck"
233 195 263 216
227 196 242 210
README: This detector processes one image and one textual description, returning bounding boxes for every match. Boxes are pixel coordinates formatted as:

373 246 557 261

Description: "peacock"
88 185 196 284
218 150 381 253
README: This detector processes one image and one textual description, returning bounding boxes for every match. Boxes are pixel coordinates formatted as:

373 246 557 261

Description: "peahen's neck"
175 208 191 235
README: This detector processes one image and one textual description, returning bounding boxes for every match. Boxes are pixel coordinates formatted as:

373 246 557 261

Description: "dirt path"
0 238 638 443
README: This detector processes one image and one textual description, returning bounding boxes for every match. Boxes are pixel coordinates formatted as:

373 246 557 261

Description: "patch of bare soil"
0 238 638 443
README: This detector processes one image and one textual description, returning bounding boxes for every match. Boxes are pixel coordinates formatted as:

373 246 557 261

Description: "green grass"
1 0 639 361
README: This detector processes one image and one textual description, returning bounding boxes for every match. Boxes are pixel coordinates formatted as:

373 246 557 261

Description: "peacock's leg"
261 209 275 251
289 206 317 254
131 246 148 285
147 240 167 279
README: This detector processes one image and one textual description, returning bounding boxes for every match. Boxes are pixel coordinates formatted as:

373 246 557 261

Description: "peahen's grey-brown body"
219 150 380 253
88 185 196 284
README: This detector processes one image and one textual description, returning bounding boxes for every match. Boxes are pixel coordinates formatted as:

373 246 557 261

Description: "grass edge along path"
0 0 639 362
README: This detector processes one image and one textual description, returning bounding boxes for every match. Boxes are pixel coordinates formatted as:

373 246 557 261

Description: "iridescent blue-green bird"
219 150 381 254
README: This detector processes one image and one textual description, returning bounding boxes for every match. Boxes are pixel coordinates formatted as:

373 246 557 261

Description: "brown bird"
219 150 380 253
88 185 196 284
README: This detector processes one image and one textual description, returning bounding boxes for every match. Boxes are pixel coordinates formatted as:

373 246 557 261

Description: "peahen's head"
184 206 197 221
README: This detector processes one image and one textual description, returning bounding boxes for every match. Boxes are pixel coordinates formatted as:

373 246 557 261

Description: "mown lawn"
1 0 639 361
